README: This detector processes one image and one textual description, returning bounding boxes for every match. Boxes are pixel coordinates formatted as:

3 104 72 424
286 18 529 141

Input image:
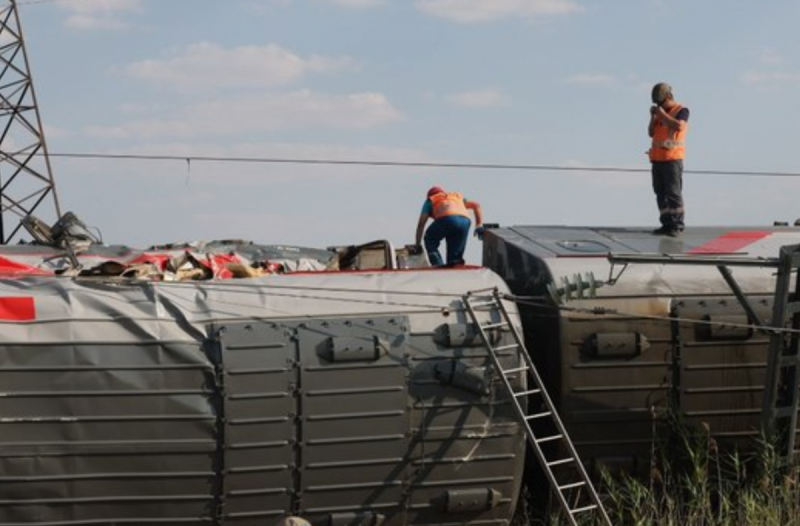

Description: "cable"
155 284 449 315
78 271 800 337
14 0 176 5
13 0 61 5
44 152 800 178
508 294 800 336
152 278 469 299
14 0 90 5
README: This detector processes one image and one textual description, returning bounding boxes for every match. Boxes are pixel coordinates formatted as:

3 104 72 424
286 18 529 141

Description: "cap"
651 82 672 104
427 186 445 198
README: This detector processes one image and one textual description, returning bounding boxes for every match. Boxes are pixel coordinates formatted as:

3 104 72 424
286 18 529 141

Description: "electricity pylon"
0 0 60 244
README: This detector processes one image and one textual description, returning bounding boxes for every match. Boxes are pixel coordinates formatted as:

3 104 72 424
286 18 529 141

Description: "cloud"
317 0 385 6
758 47 784 66
123 43 357 91
415 0 583 23
58 0 142 30
247 0 383 12
742 71 800 86
43 124 74 140
446 89 507 108
564 73 618 86
83 90 404 140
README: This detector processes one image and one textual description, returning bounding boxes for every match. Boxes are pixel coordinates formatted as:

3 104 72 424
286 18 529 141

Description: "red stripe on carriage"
688 231 770 254
0 297 35 321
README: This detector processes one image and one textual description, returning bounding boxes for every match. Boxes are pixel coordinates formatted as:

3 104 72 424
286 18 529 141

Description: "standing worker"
414 186 484 267
648 82 690 237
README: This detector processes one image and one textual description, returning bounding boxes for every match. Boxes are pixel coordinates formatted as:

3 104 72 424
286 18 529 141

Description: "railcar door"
217 321 297 524
217 316 411 526
671 296 774 447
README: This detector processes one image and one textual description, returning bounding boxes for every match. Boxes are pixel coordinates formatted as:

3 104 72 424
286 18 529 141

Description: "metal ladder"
762 244 800 467
463 288 612 526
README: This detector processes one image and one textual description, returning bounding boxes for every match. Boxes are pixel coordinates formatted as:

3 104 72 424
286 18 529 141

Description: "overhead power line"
44 152 800 178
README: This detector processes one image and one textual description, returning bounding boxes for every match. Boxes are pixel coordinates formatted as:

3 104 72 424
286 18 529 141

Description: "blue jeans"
424 215 471 266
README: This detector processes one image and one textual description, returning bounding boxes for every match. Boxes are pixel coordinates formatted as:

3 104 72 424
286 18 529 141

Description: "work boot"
652 226 670 235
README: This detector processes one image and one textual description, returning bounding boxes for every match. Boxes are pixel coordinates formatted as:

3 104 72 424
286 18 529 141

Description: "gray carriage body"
0 268 526 526
483 225 800 474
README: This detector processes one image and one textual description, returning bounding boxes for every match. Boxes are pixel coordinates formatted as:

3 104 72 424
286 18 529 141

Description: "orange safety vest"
649 103 688 162
430 192 469 219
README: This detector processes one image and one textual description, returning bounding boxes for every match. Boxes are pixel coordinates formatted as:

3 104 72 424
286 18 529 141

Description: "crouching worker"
413 186 484 267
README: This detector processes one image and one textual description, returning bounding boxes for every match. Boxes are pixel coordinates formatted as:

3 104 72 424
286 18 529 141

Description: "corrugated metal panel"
673 297 773 442
0 341 217 525
218 321 296 524
298 317 410 525
558 315 672 475
405 324 525 525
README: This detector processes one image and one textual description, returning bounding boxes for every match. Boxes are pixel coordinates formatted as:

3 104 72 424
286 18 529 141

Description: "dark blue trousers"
652 160 685 230
424 215 471 266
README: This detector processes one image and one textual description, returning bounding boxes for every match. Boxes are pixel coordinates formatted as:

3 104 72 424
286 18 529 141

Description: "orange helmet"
427 186 445 198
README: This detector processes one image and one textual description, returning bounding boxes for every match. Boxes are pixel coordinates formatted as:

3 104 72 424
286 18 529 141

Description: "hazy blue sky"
10 0 800 262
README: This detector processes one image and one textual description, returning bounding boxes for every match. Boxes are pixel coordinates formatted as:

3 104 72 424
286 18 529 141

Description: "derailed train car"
1 225 799 525
0 241 527 526
483 225 800 474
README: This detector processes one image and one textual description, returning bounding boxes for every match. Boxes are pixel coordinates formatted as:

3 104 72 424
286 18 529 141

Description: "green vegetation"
534 411 800 526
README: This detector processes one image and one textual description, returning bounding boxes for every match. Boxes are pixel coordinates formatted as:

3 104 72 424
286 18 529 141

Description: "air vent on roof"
556 240 610 253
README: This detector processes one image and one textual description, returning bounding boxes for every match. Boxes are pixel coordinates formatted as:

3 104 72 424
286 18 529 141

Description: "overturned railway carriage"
483 225 800 474
2 226 799 524
0 259 526 525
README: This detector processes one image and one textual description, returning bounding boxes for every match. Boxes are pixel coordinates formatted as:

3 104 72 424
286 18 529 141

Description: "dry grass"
571 411 800 526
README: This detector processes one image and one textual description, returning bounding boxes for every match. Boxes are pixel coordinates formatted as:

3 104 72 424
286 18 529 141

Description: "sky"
6 0 800 264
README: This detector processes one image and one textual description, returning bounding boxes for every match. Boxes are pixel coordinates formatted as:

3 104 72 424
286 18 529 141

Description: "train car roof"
484 225 800 300
487 225 800 260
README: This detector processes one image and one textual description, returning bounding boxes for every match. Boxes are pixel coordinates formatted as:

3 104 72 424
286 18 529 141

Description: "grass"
599 411 797 525
532 410 800 526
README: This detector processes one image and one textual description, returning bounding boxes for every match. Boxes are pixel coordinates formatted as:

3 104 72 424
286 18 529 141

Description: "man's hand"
474 226 486 240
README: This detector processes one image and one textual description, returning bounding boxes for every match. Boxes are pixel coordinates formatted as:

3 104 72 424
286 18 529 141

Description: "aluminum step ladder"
463 288 612 526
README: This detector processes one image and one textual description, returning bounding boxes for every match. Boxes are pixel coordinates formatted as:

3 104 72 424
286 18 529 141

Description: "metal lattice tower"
0 0 60 244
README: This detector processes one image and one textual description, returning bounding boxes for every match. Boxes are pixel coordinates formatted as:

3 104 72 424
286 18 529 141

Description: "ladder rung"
570 504 598 515
780 355 800 367
774 406 795 419
463 296 612 526
536 434 563 444
786 302 800 315
467 300 499 309
526 411 552 420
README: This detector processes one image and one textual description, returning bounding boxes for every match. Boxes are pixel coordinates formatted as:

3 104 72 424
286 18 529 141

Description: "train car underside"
0 255 528 526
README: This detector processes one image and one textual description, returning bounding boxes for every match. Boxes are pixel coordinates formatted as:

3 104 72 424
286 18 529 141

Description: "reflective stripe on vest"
649 103 688 162
654 139 685 149
430 192 469 219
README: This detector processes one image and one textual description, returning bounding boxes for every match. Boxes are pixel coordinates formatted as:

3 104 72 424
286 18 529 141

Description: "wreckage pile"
0 212 423 281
